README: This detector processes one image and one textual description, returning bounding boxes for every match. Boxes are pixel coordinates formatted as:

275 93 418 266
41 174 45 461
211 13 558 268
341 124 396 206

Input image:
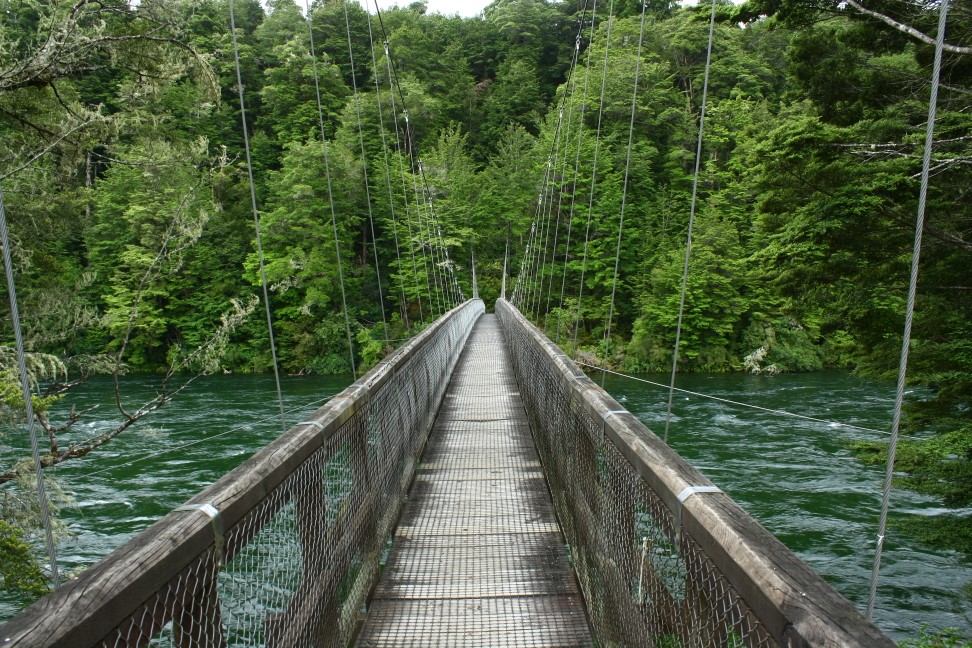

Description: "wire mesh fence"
0 299 484 648
495 299 895 648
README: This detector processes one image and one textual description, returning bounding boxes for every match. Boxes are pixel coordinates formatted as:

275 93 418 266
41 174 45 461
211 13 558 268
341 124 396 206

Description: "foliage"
0 520 48 599
0 0 971 614
900 626 972 648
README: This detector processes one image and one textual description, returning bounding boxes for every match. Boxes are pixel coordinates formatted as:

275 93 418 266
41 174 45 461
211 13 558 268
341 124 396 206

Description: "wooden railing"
0 299 485 648
497 298 895 648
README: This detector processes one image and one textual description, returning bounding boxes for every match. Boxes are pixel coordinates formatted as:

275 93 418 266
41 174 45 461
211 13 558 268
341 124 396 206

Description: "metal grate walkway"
356 314 593 647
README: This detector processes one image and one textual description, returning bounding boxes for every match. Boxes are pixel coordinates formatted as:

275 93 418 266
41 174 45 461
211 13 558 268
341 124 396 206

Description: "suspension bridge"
0 297 895 647
0 0 953 644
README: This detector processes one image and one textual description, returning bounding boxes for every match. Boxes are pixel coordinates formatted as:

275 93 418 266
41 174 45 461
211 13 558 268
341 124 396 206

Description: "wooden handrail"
1 299 485 648
496 298 895 648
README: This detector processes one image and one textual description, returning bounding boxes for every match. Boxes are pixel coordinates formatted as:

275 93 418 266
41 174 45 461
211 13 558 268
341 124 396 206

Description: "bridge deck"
356 314 593 647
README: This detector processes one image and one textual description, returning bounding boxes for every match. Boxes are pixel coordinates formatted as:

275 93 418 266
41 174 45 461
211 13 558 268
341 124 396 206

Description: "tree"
0 0 262 602
742 0 972 558
628 214 749 371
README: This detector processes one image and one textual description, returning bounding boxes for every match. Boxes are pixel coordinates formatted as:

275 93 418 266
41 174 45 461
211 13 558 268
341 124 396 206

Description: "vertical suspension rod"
865 0 950 621
0 183 60 588
228 0 287 430
663 0 717 443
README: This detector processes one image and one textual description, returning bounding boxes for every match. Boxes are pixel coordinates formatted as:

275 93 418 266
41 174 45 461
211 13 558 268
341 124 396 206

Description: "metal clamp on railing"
674 485 722 547
176 502 225 568
600 409 628 444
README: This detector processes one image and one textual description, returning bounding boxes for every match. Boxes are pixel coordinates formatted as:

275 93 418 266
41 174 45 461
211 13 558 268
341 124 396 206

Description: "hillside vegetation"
0 0 969 604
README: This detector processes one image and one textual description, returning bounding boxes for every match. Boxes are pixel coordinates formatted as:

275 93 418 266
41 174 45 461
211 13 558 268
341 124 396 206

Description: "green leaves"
629 216 749 371
0 520 48 600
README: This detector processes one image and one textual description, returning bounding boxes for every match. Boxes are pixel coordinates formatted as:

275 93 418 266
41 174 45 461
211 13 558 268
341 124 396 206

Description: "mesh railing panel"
496 299 894 648
1 299 484 648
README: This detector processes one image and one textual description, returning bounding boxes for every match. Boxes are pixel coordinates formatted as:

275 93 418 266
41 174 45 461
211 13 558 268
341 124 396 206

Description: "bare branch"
0 295 255 486
0 114 105 182
843 0 972 54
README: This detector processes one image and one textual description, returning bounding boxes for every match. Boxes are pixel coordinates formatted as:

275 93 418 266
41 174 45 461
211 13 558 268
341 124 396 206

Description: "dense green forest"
0 0 969 620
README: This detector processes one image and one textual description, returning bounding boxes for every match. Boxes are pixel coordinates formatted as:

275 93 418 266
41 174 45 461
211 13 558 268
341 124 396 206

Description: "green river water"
1 371 969 643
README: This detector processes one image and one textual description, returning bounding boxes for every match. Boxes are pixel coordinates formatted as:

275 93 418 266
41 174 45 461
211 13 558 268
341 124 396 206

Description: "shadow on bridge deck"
356 314 593 647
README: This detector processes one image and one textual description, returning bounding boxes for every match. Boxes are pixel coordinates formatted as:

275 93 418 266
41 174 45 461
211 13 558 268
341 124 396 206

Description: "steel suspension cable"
0 183 60 588
511 224 527 307
515 219 538 309
375 6 458 313
527 156 556 318
545 6 589 326
538 1 593 322
501 236 509 299
532 97 581 320
373 4 450 316
538 42 584 324
571 0 616 356
415 137 461 307
536 151 565 325
413 161 445 314
228 0 287 431
865 0 950 621
375 32 433 320
416 154 462 308
663 0 717 443
534 98 573 323
436 217 460 305
382 56 425 324
373 8 430 322
365 5 411 331
340 0 389 344
602 1 650 378
420 166 451 311
518 0 593 317
304 2 357 379
510 226 526 306
535 149 564 322
386 71 430 321
557 0 599 343
533 154 558 322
